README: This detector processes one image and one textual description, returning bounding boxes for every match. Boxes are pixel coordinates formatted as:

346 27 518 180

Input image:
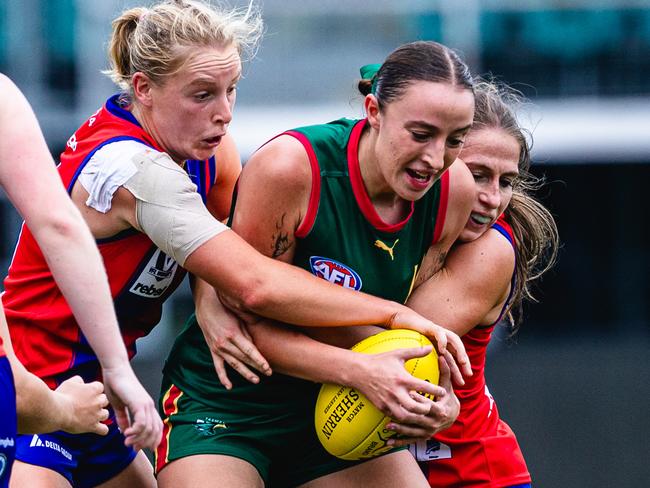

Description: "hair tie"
359 63 381 94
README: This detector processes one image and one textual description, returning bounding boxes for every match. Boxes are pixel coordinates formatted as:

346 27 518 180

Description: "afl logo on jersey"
129 249 179 298
309 256 362 291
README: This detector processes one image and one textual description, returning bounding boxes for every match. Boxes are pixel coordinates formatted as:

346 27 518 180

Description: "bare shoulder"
448 227 515 288
231 134 313 259
241 134 312 193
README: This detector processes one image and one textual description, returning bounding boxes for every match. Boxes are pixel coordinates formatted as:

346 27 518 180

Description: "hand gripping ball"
314 329 439 460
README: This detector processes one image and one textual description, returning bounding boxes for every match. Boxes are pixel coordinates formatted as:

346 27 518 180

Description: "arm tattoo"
271 213 292 258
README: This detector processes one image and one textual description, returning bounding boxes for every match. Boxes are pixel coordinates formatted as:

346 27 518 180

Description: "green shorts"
156 315 372 486
156 379 369 486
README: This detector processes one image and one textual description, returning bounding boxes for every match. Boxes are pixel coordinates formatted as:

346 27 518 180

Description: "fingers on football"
406 375 446 399
392 345 433 362
431 326 448 355
440 351 463 387
446 332 472 379
385 418 435 442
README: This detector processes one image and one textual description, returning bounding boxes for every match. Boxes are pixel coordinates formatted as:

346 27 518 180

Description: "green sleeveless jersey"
161 118 449 411
287 118 448 304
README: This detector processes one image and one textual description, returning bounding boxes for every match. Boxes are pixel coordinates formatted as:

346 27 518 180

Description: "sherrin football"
314 329 439 460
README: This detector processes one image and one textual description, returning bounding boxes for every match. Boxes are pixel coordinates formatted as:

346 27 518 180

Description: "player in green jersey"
157 41 476 487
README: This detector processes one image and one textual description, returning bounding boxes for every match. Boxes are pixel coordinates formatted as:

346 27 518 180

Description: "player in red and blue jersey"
3 6 462 488
407 80 559 487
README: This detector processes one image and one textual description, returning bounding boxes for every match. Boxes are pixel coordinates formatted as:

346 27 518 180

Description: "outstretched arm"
203 135 462 349
0 74 161 450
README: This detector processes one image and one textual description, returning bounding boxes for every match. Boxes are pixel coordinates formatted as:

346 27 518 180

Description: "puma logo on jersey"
130 249 179 298
374 239 399 260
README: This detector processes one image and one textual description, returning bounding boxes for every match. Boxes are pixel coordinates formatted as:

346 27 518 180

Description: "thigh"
97 451 154 488
157 454 263 488
9 460 71 488
73 413 138 487
298 450 429 488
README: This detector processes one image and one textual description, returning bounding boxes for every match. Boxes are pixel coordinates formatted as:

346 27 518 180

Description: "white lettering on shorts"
28 435 73 461
0 437 14 449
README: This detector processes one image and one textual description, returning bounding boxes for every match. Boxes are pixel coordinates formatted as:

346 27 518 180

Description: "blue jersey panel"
0 357 17 488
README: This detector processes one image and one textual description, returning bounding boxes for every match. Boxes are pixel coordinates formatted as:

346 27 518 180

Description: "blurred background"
1 1 649 486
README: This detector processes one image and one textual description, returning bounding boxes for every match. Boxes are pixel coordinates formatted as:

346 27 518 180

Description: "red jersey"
1 95 215 387
412 215 531 488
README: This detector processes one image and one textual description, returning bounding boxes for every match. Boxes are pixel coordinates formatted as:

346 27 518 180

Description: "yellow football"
314 329 439 460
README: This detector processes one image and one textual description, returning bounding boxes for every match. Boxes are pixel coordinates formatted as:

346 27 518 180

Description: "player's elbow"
34 208 87 244
232 270 280 315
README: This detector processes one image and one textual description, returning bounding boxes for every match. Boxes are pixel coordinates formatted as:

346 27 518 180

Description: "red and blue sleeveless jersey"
1 94 217 387
416 215 531 487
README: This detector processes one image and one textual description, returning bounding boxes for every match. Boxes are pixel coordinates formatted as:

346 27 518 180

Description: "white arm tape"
123 151 228 266
78 140 144 213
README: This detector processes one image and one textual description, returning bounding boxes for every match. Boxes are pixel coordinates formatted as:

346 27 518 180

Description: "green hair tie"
359 63 381 94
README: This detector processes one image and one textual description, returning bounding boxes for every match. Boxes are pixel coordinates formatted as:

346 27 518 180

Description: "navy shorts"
0 356 17 488
14 411 137 487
